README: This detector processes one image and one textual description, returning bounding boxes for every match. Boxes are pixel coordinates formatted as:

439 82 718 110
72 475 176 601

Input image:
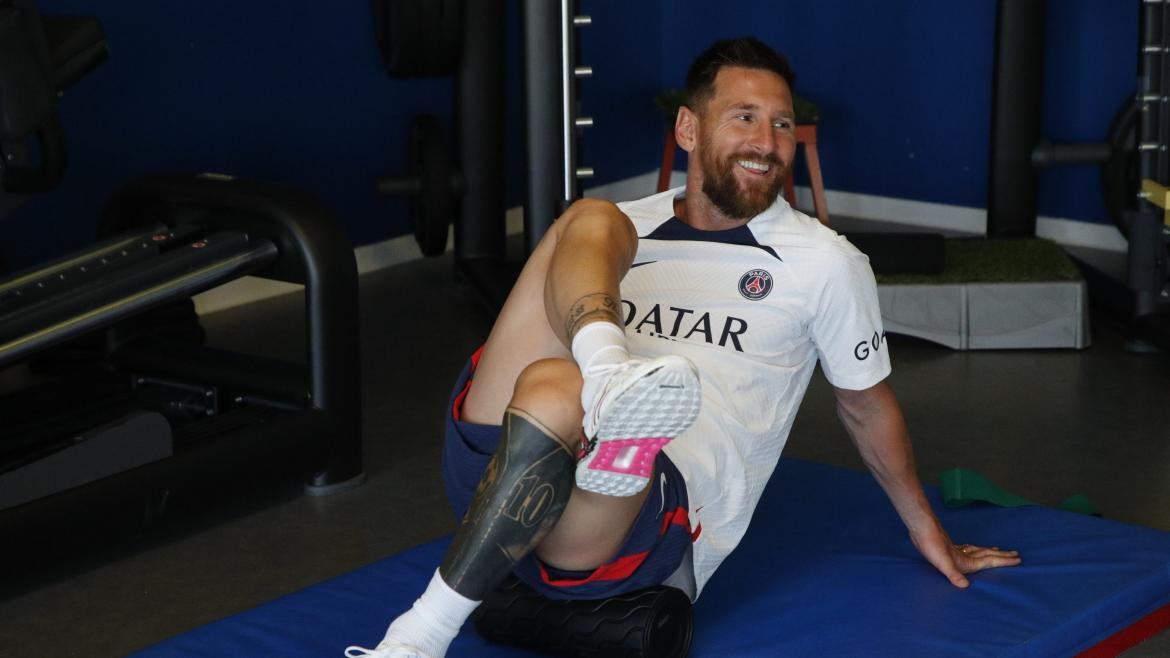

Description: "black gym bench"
0 174 363 543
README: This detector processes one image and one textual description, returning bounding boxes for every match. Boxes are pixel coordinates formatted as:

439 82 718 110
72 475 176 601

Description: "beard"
699 139 787 221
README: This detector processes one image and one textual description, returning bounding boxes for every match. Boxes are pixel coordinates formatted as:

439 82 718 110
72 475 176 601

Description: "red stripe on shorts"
540 506 698 588
538 551 650 587
659 506 691 535
451 345 486 422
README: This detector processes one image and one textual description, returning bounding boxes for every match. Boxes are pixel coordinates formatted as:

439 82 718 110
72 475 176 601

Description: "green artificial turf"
875 238 1082 285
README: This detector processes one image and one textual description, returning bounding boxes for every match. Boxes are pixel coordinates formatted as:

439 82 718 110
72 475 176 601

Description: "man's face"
693 67 796 220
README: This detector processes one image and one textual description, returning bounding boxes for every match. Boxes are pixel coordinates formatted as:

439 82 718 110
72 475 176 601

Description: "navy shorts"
441 348 695 600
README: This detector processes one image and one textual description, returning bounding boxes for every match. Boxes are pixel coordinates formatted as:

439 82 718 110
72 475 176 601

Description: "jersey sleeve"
809 249 891 390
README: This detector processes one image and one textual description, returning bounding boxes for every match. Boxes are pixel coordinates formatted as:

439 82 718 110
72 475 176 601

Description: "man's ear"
676 105 699 153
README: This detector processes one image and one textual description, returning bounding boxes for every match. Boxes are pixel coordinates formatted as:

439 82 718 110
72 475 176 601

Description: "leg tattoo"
564 293 621 338
440 409 575 600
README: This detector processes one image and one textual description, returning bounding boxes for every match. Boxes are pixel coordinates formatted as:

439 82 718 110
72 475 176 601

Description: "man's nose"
747 122 776 153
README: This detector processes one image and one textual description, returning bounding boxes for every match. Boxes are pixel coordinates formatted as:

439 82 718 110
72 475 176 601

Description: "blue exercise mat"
134 459 1170 657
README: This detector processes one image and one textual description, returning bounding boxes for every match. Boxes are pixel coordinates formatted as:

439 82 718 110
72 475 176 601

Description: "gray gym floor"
2 240 1169 657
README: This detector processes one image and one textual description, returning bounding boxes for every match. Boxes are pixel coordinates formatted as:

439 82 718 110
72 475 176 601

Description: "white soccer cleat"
344 641 428 658
577 355 701 497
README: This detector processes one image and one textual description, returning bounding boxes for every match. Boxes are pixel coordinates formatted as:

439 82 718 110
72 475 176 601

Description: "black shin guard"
440 409 575 601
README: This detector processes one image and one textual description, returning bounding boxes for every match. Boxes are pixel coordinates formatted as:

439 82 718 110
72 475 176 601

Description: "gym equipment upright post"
451 0 515 312
522 0 594 250
986 0 1046 238
373 0 515 312
1130 1 1170 316
375 1 594 311
986 0 1119 238
455 0 505 266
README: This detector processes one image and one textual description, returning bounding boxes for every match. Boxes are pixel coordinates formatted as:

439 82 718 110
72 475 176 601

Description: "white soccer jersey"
616 187 891 597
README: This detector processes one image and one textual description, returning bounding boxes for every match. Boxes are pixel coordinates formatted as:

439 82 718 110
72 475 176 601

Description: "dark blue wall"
661 0 1136 226
578 2 664 190
1037 0 1136 225
0 1 1140 274
1 0 453 272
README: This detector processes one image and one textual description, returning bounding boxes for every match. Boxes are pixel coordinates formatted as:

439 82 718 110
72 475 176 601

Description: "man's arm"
833 380 1021 587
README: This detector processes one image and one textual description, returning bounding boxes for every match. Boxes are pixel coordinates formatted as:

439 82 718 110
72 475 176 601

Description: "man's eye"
774 120 792 130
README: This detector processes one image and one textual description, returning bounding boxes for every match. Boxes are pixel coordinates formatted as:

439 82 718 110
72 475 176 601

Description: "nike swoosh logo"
657 472 667 516
630 261 658 268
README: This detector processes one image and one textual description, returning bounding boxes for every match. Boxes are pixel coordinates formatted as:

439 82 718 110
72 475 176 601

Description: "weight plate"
1101 97 1138 237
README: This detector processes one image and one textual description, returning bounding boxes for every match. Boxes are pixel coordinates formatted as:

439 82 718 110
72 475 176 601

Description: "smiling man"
345 37 1020 658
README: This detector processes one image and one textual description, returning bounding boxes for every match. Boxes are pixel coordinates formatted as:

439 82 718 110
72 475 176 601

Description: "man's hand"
833 381 1022 588
911 527 1021 588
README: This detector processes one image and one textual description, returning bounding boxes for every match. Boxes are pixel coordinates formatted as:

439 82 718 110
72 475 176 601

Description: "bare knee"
555 199 638 252
510 359 583 445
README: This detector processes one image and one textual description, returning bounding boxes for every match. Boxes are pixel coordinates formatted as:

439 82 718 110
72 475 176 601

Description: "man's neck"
673 184 754 232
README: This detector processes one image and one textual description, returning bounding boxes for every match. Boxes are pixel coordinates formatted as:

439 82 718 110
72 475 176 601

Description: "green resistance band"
939 468 1099 516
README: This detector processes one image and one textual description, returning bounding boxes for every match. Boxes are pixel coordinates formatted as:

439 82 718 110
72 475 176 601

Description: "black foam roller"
471 576 693 657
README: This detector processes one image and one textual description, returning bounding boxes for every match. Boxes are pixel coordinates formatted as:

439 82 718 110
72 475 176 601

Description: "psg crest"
738 269 773 300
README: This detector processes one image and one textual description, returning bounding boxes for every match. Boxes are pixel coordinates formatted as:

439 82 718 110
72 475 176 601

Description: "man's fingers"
959 547 1022 572
959 545 1015 554
950 544 1022 577
978 553 1022 568
933 541 1021 586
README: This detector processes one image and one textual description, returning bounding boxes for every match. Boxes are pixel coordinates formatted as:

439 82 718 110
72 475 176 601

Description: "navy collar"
643 216 782 261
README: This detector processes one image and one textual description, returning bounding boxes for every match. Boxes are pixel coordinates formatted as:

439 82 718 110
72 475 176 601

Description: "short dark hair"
684 37 796 112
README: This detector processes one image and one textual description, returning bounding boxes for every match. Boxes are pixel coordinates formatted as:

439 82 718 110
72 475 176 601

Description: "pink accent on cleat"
576 354 700 496
585 437 670 478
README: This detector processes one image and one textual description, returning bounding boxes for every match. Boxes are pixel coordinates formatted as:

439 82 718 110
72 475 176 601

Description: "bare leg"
346 202 666 657
458 199 651 565
455 198 672 566
443 358 647 594
462 199 637 425
352 360 647 657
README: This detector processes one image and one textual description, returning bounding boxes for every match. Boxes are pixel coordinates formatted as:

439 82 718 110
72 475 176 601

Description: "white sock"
570 321 629 415
571 321 628 372
378 569 480 657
